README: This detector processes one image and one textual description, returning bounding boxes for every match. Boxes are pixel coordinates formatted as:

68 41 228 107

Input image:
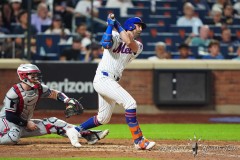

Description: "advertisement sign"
34 62 98 110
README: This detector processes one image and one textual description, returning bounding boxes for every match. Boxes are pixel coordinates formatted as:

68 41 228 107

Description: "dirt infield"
0 138 239 160
1 111 240 159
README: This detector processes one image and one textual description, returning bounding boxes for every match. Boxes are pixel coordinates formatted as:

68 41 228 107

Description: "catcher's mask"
17 64 42 88
123 17 147 31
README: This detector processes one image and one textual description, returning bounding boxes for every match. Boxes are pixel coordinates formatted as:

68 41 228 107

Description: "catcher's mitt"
64 98 84 118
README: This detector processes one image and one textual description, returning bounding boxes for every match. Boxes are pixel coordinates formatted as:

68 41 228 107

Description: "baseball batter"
67 14 155 150
0 64 108 147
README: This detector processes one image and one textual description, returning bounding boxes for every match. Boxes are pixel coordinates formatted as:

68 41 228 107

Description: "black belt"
101 71 120 81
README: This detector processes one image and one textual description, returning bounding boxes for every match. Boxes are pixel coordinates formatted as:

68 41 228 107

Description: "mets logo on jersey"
113 42 132 54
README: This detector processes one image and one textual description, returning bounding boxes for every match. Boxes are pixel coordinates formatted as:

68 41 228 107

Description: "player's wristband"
57 92 70 103
114 20 124 33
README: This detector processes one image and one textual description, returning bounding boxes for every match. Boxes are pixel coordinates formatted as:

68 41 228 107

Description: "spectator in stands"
74 0 101 28
148 42 171 60
202 40 224 59
0 11 11 58
0 11 10 34
176 2 203 35
75 0 100 17
233 0 240 18
1 0 23 30
84 42 103 62
31 3 52 33
232 46 240 60
174 43 195 59
211 0 231 12
222 3 235 25
220 27 235 54
209 7 223 26
9 0 23 24
1 2 11 30
67 23 91 49
45 14 71 43
186 25 211 56
76 23 91 47
188 0 210 12
106 0 134 17
53 0 77 30
220 27 234 45
13 10 38 57
60 36 84 61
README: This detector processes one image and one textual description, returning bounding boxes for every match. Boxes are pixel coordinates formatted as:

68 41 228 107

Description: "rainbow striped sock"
125 109 143 144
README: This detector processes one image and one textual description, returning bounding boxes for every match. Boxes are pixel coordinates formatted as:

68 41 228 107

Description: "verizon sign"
34 62 98 110
45 78 94 93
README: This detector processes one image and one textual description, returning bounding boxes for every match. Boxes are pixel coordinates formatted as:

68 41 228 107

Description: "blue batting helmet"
123 17 147 31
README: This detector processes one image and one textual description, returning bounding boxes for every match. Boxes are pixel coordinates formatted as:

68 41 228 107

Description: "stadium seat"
41 24 50 33
155 0 178 9
220 45 238 59
156 33 184 46
36 34 61 60
232 18 240 25
127 8 151 19
208 25 222 38
169 25 192 38
194 8 209 20
154 7 178 17
58 44 71 54
148 15 176 27
189 46 199 58
144 24 167 35
132 0 151 8
230 25 240 39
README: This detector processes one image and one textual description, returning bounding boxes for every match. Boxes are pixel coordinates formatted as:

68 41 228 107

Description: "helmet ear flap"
127 23 136 31
124 22 136 31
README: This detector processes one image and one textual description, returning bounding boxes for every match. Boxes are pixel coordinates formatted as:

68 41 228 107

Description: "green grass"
36 124 240 141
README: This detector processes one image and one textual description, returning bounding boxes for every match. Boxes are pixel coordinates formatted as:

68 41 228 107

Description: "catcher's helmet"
123 17 147 31
17 64 42 88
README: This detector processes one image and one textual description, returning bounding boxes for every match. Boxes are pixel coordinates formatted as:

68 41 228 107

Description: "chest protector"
13 84 42 120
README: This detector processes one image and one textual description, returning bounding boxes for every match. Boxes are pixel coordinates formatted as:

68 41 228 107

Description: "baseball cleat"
66 127 81 147
134 137 156 150
81 129 109 145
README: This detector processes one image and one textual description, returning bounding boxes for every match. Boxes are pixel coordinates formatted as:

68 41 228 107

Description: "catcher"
0 64 109 147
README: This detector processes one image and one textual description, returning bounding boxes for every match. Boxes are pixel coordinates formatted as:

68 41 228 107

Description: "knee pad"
43 117 67 128
96 114 111 124
0 127 20 144
42 117 70 135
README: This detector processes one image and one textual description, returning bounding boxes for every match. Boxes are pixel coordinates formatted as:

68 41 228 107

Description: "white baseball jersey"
93 31 143 124
96 31 143 78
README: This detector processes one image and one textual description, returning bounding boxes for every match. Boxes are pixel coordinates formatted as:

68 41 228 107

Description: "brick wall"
0 69 19 103
1 69 240 107
120 70 154 105
213 70 240 105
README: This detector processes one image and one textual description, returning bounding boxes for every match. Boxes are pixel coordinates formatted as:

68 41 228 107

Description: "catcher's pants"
93 72 137 124
0 117 73 145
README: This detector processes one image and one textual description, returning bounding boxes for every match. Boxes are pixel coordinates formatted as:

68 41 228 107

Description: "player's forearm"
120 31 132 45
48 89 69 103
120 31 138 53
